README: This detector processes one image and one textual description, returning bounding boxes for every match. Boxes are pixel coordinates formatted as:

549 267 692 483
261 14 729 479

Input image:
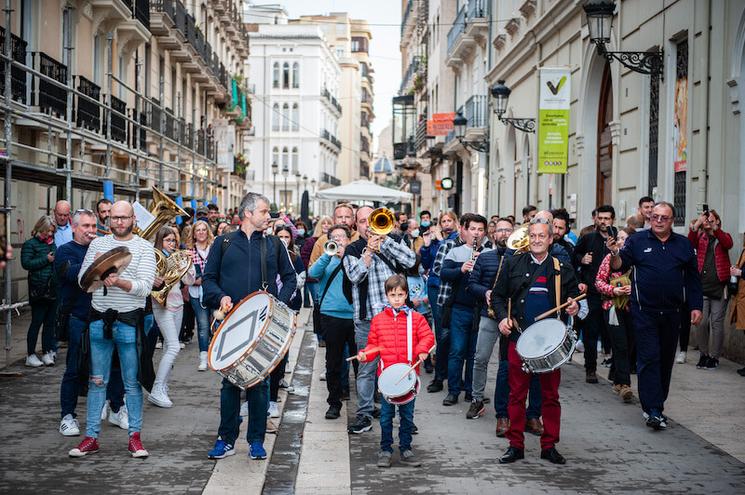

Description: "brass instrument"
152 249 193 305
134 186 188 241
80 246 132 293
324 240 339 256
506 225 529 253
367 207 395 236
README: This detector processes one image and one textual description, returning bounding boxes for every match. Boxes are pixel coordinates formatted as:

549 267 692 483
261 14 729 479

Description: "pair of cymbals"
80 246 132 293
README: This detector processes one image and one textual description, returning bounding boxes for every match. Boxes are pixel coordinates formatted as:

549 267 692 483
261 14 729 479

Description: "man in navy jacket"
203 192 297 461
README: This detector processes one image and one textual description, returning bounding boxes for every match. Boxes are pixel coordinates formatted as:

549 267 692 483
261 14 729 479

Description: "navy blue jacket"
618 230 703 313
202 230 297 309
421 231 459 289
467 246 511 317
54 240 91 321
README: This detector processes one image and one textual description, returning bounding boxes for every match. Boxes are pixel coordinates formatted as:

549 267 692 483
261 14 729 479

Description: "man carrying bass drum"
202 192 297 462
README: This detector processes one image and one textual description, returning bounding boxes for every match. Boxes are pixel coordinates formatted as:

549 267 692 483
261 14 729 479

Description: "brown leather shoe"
619 384 634 403
495 417 510 437
526 417 544 436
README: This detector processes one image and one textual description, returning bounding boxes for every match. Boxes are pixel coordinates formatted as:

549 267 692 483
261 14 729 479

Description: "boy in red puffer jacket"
357 274 435 468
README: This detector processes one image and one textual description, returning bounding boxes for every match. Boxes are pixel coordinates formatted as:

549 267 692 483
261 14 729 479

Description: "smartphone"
0 211 7 262
702 204 709 216
608 226 618 240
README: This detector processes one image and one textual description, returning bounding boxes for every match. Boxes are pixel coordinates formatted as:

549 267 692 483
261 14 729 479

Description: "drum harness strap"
406 309 413 364
221 231 281 292
553 257 561 317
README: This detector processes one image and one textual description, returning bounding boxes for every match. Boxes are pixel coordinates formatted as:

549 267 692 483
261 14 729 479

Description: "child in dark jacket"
357 274 435 468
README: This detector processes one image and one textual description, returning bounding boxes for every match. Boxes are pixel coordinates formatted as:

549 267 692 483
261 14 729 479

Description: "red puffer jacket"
688 228 733 282
362 307 435 376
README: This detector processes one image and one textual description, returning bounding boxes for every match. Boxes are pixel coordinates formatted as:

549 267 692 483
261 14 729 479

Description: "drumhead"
209 292 272 371
516 318 567 359
378 362 417 398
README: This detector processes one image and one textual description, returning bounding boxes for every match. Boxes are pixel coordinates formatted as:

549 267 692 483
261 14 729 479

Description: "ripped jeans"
85 320 142 438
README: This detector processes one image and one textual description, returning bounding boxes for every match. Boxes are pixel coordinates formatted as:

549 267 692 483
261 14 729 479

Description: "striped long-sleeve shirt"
79 234 157 312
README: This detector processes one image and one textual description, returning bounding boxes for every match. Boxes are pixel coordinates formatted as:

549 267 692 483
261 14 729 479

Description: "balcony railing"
399 55 422 94
464 95 488 128
0 26 28 104
447 6 467 56
37 52 68 117
322 87 342 114
164 108 175 140
415 118 427 150
109 95 127 143
150 0 176 21
75 76 101 132
400 0 414 38
467 0 486 19
361 135 370 154
130 108 147 151
445 105 463 146
322 172 341 186
132 0 151 29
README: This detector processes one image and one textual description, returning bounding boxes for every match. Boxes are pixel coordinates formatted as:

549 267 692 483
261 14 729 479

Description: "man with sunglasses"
608 201 703 431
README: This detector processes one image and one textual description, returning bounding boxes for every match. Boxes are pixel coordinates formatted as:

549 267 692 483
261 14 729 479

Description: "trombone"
364 207 395 254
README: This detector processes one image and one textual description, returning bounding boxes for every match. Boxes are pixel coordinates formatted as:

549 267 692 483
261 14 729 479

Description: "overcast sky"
276 0 401 149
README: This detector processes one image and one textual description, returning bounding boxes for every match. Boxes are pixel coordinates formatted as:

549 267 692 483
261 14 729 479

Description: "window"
282 146 289 171
360 62 368 78
272 103 280 131
291 103 299 131
272 147 279 167
351 36 368 53
282 103 290 131
291 147 299 173
272 62 280 88
282 62 290 89
292 62 299 88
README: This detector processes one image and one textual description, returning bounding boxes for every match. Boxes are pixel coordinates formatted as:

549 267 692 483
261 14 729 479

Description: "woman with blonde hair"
21 215 58 367
186 220 215 371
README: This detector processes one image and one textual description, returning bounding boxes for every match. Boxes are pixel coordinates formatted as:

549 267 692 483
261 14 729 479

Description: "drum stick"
345 347 382 362
534 293 587 321
395 345 436 385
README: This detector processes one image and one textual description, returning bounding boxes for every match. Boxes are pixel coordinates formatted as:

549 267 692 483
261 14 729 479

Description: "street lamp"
490 80 536 133
294 170 301 213
583 0 663 77
453 112 489 152
282 164 289 212
271 161 278 208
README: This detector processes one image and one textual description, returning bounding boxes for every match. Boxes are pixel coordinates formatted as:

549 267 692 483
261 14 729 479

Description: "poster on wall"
537 67 571 174
673 70 688 173
427 113 456 136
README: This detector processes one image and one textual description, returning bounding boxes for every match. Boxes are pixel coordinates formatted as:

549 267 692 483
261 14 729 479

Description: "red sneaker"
128 432 149 458
69 436 99 457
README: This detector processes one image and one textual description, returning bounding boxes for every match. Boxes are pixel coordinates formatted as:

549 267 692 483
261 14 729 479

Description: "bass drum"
208 291 296 389
515 318 576 374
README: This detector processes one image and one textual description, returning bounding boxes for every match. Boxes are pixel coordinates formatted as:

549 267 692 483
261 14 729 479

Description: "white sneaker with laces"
155 341 163 349
675 351 686 364
100 400 109 421
320 372 326 381
109 404 129 430
148 385 173 408
59 414 80 436
268 401 280 418
25 354 43 367
41 351 55 366
198 351 208 371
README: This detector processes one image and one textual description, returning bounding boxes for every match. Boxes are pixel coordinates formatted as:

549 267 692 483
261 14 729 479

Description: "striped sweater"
79 234 157 312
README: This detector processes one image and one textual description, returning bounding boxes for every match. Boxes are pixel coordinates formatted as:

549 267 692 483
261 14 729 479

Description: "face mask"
421 221 431 228
411 229 420 238
297 228 305 236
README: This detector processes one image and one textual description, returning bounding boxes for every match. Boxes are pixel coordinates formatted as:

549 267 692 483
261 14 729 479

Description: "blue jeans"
218 377 269 445
86 320 143 437
494 359 542 419
380 398 416 453
354 319 378 418
447 305 477 396
428 286 448 382
27 298 57 355
190 296 211 352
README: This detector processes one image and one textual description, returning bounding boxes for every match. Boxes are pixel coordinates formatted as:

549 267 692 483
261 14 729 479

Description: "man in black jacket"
202 192 297 462
492 217 580 465
572 204 615 383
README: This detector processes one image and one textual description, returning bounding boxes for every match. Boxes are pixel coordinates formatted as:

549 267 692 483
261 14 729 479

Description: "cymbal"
80 246 132 293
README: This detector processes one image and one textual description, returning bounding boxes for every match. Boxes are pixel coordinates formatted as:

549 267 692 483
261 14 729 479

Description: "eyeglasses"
111 215 133 223
651 214 672 223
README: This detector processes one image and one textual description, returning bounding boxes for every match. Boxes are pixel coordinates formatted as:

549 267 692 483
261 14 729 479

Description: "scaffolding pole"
3 0 13 367
63 6 73 201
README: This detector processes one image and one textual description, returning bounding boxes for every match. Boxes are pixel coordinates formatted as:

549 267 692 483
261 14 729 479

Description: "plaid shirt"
433 237 464 306
343 237 416 321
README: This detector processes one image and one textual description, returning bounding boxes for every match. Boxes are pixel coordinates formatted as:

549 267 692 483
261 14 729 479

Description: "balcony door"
596 63 613 206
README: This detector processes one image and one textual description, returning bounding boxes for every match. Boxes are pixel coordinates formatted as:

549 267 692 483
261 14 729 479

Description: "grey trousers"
697 296 727 358
472 316 500 401
354 319 378 418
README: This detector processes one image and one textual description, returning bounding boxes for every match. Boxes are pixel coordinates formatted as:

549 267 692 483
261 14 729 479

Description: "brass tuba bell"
134 186 188 241
367 207 395 236
151 249 193 306
507 225 530 253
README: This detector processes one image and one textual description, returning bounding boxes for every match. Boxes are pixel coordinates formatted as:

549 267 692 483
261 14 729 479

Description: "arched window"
272 103 280 131
282 146 289 171
291 147 299 172
282 62 290 89
272 146 279 167
292 62 300 88
291 103 299 131
272 62 280 89
282 103 290 131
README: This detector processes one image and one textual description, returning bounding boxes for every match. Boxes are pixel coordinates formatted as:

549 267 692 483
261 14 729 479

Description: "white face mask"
297 228 305 236
411 229 420 238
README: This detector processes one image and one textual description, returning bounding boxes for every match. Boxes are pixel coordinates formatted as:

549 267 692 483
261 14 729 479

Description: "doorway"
596 63 613 206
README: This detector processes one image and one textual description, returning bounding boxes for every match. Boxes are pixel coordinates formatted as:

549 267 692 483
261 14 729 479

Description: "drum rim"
208 290 295 372
516 318 568 360
378 363 419 399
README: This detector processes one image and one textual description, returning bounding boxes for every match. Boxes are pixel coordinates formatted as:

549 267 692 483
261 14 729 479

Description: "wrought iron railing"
464 95 488 128
0 26 28 104
75 76 101 132
38 52 68 117
447 6 467 57
400 0 413 38
164 108 175 140
109 95 127 143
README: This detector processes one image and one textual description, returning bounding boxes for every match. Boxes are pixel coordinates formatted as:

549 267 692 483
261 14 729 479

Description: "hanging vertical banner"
213 119 236 172
537 67 571 174
673 61 688 173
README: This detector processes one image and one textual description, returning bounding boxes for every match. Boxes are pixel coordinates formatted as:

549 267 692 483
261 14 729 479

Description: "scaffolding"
0 1 244 365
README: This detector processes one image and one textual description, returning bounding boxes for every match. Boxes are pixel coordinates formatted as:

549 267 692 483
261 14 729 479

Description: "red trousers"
506 341 561 450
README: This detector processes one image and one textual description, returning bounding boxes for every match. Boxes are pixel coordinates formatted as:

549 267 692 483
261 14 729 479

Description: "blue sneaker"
249 441 267 460
207 439 235 459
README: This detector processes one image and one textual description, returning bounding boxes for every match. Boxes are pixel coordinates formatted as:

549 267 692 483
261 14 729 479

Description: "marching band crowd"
13 190 745 467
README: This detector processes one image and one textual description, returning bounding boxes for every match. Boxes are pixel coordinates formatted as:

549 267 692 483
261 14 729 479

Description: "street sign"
409 180 421 194
441 177 454 190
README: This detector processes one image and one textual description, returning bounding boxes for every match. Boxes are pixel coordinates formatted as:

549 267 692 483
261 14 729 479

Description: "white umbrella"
314 179 412 203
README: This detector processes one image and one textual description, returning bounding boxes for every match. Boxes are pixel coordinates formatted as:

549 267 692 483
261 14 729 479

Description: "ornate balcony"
0 26 28 104
75 76 101 132
37 52 67 118
446 0 488 69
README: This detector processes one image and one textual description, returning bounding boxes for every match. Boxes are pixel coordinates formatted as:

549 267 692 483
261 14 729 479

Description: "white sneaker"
198 351 208 371
320 372 326 381
266 418 278 434
41 351 55 366
240 401 248 417
675 351 686 364
268 401 280 418
59 414 80 436
109 404 129 430
25 354 43 367
155 341 162 349
575 341 585 353
179 341 186 349
148 385 173 408
100 400 109 420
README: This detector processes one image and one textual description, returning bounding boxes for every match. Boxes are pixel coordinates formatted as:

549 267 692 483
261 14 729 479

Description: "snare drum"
378 363 421 405
208 291 296 389
515 318 576 374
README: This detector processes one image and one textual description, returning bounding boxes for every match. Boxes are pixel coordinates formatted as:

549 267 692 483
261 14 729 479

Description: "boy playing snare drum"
357 274 435 468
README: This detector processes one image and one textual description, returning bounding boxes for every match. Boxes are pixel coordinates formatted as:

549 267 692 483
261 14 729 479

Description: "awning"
314 180 412 203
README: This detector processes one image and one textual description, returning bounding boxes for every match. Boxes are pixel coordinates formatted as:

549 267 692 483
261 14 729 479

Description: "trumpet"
367 207 395 236
324 240 339 256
